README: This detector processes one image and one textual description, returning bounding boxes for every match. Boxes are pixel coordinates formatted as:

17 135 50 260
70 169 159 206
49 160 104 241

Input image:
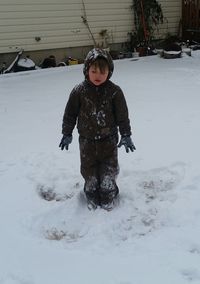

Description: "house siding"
158 0 182 37
0 0 181 54
0 0 133 54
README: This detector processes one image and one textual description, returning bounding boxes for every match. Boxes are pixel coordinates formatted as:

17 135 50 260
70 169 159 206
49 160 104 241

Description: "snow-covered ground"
1 51 200 284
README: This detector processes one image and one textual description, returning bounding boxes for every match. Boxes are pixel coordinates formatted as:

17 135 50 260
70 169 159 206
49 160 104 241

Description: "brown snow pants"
79 135 119 205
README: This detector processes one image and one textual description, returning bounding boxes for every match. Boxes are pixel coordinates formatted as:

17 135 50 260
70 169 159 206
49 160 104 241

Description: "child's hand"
118 136 136 153
59 135 72 150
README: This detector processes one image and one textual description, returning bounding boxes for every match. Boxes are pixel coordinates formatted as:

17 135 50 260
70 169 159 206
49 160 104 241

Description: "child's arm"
113 87 136 153
113 87 131 137
59 87 80 151
62 87 80 136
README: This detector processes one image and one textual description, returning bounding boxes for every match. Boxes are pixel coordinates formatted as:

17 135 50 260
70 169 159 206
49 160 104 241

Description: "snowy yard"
1 52 200 284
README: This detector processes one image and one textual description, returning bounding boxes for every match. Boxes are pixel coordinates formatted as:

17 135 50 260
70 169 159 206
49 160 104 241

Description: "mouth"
94 79 103 85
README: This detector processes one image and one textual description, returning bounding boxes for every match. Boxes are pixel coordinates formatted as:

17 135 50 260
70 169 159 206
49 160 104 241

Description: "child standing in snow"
59 48 136 210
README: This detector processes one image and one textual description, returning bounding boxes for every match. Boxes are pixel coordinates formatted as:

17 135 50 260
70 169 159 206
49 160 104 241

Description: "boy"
59 48 136 210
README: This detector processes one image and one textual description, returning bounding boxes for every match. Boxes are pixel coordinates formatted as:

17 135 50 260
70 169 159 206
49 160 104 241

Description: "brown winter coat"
62 79 131 140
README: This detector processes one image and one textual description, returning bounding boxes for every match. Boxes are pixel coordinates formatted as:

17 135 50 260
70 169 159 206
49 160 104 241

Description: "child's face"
88 65 109 86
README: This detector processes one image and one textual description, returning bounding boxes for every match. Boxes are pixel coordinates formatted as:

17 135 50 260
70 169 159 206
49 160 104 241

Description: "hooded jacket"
62 48 132 140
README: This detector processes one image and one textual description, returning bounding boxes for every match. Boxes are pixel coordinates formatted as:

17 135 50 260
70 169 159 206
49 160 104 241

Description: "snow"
1 51 200 284
17 58 35 68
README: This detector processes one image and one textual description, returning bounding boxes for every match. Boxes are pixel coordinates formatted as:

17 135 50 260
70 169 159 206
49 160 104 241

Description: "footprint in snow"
36 182 81 201
0 274 33 284
134 162 185 203
30 163 185 245
181 268 200 282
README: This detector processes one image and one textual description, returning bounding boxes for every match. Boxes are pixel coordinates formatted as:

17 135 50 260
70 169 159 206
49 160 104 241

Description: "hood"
83 48 114 80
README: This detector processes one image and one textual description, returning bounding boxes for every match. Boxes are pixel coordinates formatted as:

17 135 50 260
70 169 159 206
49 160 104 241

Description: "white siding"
157 0 182 37
0 0 133 53
0 0 181 54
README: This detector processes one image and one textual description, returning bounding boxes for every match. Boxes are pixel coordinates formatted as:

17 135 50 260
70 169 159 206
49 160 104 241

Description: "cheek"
88 71 93 79
102 73 109 81
104 70 109 78
89 70 95 77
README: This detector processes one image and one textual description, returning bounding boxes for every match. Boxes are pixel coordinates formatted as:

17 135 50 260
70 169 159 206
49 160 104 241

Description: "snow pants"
79 135 119 206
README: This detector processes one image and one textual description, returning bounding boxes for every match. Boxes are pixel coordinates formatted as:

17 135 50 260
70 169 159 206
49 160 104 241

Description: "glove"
59 135 72 150
118 136 136 153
